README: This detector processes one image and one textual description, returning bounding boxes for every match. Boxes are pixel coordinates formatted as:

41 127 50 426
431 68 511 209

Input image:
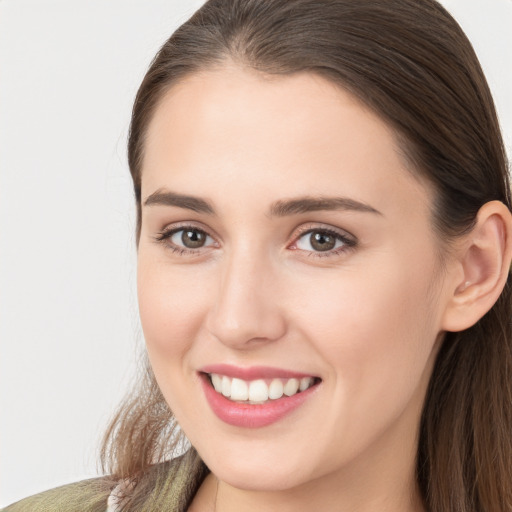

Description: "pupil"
182 230 205 248
310 232 335 251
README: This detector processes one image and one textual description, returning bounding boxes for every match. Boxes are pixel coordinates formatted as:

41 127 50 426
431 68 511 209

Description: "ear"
442 200 512 332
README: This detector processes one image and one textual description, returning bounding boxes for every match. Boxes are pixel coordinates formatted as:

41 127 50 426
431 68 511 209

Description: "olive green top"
1 450 208 512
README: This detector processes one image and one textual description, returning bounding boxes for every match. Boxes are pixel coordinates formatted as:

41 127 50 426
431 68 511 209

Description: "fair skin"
136 64 512 512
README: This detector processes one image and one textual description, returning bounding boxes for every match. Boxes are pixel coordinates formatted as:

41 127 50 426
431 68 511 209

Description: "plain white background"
0 0 510 507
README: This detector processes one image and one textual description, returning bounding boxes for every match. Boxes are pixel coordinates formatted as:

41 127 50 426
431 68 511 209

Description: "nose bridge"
206 242 286 347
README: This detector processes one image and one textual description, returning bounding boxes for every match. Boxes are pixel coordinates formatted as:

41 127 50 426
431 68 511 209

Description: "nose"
205 248 287 349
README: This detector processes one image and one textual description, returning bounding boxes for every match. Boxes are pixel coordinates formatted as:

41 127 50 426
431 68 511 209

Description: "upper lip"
199 363 319 381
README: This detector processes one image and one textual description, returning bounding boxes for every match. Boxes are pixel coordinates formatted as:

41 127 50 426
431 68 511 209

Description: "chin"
215 463 307 492
196 441 317 492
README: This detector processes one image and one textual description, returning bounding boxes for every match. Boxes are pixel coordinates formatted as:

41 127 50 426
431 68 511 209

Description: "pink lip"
200 363 316 381
199 372 320 428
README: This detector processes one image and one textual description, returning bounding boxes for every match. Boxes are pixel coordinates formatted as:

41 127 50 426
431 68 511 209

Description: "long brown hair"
101 1 512 510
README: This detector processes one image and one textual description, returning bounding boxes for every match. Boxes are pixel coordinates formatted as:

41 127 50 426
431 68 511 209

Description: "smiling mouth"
204 372 321 404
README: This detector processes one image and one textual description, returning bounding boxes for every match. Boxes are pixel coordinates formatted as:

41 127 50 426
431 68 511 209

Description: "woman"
4 0 512 510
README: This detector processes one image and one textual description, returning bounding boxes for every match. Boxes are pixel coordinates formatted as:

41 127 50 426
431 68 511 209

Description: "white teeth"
249 379 269 402
299 377 313 391
211 373 222 392
221 376 231 397
209 373 316 403
230 378 249 401
268 379 284 399
284 378 299 396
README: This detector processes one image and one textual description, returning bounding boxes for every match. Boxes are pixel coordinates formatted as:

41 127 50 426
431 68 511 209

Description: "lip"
200 363 317 381
199 370 321 428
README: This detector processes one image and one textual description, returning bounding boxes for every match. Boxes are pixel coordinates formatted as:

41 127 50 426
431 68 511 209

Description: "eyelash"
290 225 357 258
154 224 357 258
154 225 215 256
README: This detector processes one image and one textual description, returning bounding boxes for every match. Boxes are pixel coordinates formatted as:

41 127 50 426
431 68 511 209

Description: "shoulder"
1 475 115 512
2 451 208 512
115 451 209 511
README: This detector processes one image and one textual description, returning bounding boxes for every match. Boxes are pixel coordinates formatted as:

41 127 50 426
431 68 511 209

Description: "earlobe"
442 200 512 332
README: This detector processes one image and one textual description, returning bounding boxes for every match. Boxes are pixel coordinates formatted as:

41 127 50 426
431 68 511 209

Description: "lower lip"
200 374 320 428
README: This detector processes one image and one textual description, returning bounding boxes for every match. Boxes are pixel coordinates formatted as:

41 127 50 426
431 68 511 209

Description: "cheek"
283 258 441 466
137 256 216 424
137 255 211 361
293 253 440 404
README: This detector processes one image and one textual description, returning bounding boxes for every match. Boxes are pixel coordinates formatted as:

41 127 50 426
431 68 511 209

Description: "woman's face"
137 65 454 492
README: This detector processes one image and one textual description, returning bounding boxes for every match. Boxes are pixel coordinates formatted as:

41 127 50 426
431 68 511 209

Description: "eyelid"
156 220 218 240
290 222 356 241
288 223 357 256
154 222 219 254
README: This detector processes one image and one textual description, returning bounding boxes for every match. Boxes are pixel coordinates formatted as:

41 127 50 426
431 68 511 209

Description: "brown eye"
181 229 207 248
294 228 354 254
309 232 336 251
165 227 215 250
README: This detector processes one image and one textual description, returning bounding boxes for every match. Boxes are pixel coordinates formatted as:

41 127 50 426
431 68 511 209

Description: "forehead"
142 65 431 219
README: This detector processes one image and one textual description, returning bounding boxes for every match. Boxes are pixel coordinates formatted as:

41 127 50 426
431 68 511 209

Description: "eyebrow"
269 196 382 217
144 189 215 214
143 189 382 217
